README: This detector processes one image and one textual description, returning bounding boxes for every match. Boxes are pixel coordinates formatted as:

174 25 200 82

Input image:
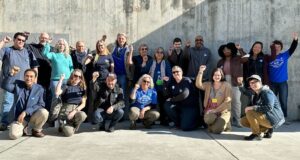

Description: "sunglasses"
74 74 82 78
172 71 180 74
141 47 148 51
143 80 150 84
16 38 26 42
249 80 259 85
156 51 164 54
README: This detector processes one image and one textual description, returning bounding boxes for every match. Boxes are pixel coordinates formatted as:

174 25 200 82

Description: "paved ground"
0 121 300 160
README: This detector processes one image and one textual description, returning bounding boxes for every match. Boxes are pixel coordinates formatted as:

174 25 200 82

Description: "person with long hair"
196 66 232 133
55 69 87 137
42 38 73 97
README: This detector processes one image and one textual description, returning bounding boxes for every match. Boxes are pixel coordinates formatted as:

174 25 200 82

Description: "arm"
55 74 65 97
0 36 12 50
127 45 134 65
68 56 74 73
195 65 207 90
171 87 189 102
42 43 54 60
130 84 140 100
1 67 20 93
25 88 45 116
182 40 191 61
111 88 125 110
75 95 87 111
288 39 298 56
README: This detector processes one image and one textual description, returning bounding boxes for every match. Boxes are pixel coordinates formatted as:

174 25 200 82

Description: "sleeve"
0 48 5 60
112 88 125 110
1 75 16 93
165 60 172 78
182 46 191 61
170 87 189 102
68 55 74 73
42 43 54 60
151 89 158 105
25 88 45 116
253 91 274 113
28 50 39 68
288 39 298 56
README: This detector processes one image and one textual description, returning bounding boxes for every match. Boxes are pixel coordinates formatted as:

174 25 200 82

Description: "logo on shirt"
137 95 152 105
270 57 284 68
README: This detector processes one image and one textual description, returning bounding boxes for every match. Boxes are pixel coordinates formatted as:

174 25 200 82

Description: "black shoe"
58 127 63 133
99 123 105 131
107 127 115 132
244 134 262 141
0 124 8 131
263 128 273 138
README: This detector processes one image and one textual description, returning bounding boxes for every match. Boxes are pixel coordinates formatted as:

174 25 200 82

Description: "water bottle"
156 71 163 86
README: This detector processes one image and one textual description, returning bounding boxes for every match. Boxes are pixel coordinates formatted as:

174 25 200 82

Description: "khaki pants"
9 108 49 140
59 103 87 137
241 110 272 135
129 107 160 126
204 111 231 134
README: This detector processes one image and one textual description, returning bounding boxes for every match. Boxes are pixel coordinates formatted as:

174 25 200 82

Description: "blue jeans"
116 74 128 118
0 90 14 125
270 81 288 117
94 108 124 127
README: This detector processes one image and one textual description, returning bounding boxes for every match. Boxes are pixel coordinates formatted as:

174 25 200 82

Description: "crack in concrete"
0 137 31 154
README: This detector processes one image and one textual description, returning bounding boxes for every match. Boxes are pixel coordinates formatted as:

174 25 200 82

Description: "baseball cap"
247 74 262 82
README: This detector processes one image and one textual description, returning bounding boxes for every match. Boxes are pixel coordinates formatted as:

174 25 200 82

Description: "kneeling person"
55 69 87 137
2 67 49 140
241 75 285 140
94 73 124 132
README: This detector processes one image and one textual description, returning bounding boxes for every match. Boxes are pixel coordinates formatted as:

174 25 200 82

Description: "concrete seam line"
205 131 239 160
0 137 31 154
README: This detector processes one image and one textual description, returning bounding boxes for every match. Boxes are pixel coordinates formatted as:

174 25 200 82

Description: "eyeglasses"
16 38 26 42
156 51 164 54
74 74 82 78
195 39 203 42
143 80 150 84
141 47 148 51
172 71 180 74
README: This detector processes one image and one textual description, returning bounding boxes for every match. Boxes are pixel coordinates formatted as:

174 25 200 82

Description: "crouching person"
241 75 285 141
129 74 160 129
2 67 49 140
196 66 232 134
55 69 87 137
93 73 124 132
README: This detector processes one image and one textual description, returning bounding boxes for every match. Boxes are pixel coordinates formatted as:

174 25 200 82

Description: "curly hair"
218 42 237 59
137 74 154 89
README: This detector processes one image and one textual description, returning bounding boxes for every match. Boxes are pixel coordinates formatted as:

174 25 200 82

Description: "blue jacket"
252 86 285 128
2 75 45 122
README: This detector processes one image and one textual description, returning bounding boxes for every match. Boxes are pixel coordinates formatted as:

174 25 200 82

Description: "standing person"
93 73 124 132
129 44 153 84
0 33 39 131
241 75 285 140
55 69 87 137
111 33 133 119
42 38 73 97
149 47 172 125
25 32 53 111
217 43 245 127
183 35 212 128
268 32 298 123
129 74 160 129
168 37 188 75
84 40 114 122
163 66 199 131
2 68 48 139
196 66 232 134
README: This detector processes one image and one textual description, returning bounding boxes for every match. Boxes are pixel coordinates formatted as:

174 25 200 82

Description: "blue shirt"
268 50 290 83
132 88 157 109
112 46 128 75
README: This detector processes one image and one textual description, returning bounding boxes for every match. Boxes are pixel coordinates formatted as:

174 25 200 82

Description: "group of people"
0 31 297 141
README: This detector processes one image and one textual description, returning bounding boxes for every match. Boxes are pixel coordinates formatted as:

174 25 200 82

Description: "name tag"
212 98 217 103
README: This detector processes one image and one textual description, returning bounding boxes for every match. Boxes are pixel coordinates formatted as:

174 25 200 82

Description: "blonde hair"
67 69 87 91
55 38 70 58
137 74 154 89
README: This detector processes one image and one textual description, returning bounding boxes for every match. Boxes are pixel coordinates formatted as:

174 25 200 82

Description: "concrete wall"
1 0 300 120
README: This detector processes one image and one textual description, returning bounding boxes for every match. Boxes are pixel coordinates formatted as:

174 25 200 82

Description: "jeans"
94 108 124 128
116 74 129 118
270 81 288 117
0 90 14 125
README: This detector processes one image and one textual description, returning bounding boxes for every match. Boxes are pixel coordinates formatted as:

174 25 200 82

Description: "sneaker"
244 134 262 141
263 128 273 138
107 126 115 132
32 129 45 138
23 126 29 136
0 124 8 131
129 121 136 130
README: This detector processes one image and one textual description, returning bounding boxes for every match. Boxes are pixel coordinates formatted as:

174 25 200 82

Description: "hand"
185 40 191 47
237 77 243 85
92 72 100 81
245 106 254 113
134 84 140 90
162 76 169 81
199 65 206 73
23 31 31 37
168 46 173 56
235 44 241 50
11 66 21 76
292 32 298 40
139 109 146 119
206 109 216 114
48 37 53 43
3 36 12 43
60 74 65 80
142 56 148 62
67 110 76 120
106 106 114 114
17 111 26 124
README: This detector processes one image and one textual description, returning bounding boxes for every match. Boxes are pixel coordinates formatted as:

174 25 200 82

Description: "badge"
179 89 182 93
212 98 217 103
172 86 175 89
